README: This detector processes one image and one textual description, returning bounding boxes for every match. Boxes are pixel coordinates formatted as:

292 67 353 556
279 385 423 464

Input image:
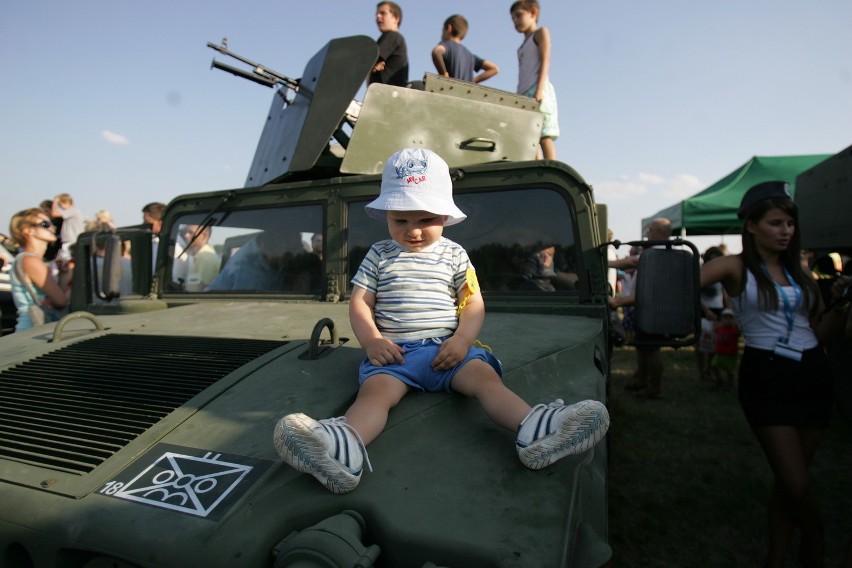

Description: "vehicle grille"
0 334 286 475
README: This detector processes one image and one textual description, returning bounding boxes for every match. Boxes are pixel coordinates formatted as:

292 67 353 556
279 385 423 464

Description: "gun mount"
208 35 544 186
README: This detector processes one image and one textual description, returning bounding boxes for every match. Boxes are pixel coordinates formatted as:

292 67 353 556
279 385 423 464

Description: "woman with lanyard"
701 181 851 568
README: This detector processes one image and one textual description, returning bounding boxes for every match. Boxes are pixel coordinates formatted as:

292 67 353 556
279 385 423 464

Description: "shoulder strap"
13 252 46 306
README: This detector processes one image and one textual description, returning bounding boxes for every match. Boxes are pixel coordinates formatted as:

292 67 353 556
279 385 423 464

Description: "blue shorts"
358 337 503 393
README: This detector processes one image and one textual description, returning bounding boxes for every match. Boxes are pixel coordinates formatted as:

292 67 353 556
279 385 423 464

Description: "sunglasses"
34 220 53 229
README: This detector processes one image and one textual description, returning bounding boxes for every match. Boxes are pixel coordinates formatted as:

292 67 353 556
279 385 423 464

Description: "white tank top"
731 270 818 351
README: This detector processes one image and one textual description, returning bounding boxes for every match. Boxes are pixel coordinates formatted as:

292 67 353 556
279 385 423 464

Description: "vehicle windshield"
162 187 580 295
164 204 324 294
348 187 580 293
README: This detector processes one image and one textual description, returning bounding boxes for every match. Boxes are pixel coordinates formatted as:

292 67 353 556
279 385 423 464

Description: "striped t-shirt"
351 237 472 341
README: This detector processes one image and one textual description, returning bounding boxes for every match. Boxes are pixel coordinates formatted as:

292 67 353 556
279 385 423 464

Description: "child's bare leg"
450 359 530 431
539 137 557 160
345 373 409 445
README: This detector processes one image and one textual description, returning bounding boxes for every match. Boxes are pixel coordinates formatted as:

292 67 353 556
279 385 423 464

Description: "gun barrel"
206 42 298 90
211 60 277 88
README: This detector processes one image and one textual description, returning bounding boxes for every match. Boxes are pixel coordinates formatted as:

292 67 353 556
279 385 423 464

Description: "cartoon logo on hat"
396 158 428 178
396 157 428 185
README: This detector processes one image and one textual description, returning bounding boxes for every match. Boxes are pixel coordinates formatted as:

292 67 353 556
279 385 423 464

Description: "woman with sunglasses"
9 207 72 331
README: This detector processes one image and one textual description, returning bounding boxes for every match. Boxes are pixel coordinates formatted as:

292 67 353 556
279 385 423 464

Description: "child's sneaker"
516 399 610 470
273 413 371 494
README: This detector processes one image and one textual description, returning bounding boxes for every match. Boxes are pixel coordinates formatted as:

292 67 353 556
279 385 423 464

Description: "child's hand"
431 336 470 371
363 337 405 367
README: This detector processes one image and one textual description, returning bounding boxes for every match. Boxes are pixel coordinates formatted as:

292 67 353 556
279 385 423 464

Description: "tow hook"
271 510 380 567
50 311 105 343
304 318 339 360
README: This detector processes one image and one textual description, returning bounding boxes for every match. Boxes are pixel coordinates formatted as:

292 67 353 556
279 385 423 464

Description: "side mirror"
629 239 701 348
94 232 124 301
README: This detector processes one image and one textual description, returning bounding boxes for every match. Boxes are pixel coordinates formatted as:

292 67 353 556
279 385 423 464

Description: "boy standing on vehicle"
273 147 609 494
431 14 499 84
510 0 559 159
369 2 408 87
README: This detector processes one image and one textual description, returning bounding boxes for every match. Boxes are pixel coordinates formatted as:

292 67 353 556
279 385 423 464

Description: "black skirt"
738 346 832 429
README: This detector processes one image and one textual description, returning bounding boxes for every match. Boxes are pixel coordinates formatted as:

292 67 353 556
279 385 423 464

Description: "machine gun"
207 35 379 185
207 40 300 94
206 35 542 187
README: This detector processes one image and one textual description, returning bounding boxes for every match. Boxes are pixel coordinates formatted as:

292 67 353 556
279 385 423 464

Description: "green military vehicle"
0 36 697 567
795 143 852 423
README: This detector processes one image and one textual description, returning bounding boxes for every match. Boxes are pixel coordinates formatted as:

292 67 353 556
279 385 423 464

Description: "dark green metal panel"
796 144 852 250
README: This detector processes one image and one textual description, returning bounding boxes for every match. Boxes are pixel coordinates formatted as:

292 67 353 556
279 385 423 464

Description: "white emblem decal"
100 451 253 517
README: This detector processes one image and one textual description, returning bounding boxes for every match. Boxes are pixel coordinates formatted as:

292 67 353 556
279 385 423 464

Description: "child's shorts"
711 353 738 374
522 81 560 140
359 337 502 393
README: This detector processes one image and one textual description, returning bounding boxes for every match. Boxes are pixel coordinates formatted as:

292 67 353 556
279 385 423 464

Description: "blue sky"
2 0 850 253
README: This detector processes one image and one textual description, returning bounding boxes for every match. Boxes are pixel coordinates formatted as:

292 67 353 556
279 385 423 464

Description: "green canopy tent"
641 154 831 236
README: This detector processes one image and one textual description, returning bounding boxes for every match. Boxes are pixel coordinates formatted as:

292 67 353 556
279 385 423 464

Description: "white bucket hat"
365 147 467 226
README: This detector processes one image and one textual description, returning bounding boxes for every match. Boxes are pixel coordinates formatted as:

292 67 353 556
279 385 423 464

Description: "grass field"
607 346 852 567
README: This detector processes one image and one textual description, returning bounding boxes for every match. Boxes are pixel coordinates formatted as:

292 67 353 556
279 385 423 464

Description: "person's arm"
701 255 742 297
812 274 852 343
50 198 62 219
432 288 484 371
533 27 552 102
612 255 742 311
609 293 634 309
22 254 70 308
700 301 718 321
349 285 404 366
609 256 638 270
372 32 400 73
473 60 499 83
431 45 449 76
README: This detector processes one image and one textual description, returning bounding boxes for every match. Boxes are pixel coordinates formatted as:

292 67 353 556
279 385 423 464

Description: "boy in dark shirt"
369 2 408 87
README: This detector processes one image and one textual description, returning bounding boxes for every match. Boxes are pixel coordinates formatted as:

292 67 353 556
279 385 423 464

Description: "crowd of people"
3 196 170 332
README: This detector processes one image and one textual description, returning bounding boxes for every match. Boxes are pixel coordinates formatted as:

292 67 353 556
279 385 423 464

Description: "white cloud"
592 172 704 201
666 173 704 198
637 172 666 186
592 175 649 199
101 130 129 145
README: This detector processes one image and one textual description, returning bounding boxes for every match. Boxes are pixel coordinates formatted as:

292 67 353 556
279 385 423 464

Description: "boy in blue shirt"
431 14 499 84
